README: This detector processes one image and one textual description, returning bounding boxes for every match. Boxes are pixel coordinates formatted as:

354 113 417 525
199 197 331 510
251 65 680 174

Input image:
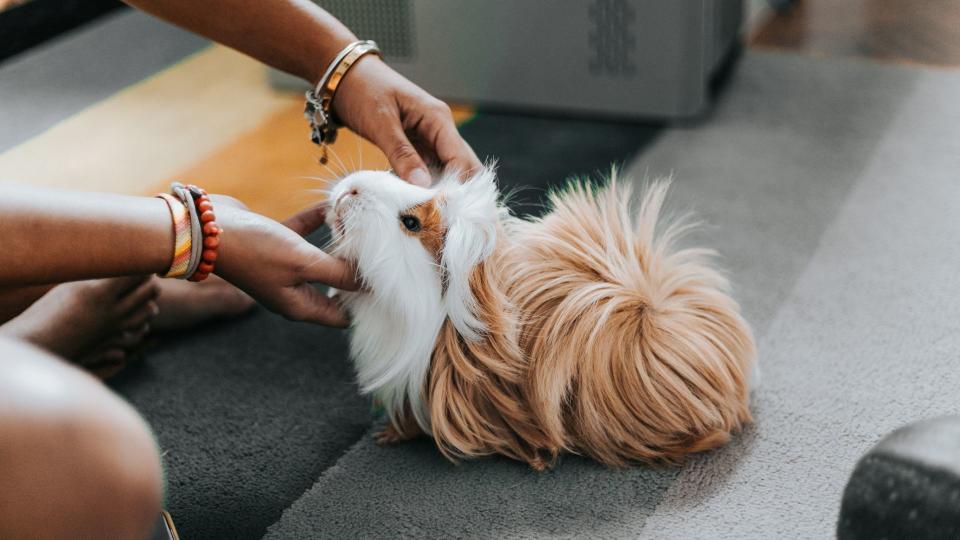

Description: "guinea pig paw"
374 424 409 446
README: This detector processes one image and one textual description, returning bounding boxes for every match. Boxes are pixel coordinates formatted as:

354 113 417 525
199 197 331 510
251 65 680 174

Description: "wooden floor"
0 44 472 221
751 0 960 67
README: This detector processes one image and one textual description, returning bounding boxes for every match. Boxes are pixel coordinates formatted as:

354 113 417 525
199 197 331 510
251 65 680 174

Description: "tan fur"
396 177 756 469
428 257 559 470
400 199 445 261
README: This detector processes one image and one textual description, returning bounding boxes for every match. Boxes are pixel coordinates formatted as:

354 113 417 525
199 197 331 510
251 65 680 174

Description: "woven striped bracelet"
171 183 204 278
157 193 193 278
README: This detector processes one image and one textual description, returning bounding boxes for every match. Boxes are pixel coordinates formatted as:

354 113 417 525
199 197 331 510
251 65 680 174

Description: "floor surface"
2 2 960 539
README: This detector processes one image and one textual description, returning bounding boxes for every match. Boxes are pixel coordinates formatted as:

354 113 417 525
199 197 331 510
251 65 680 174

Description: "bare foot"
0 275 254 378
0 277 160 375
152 274 255 331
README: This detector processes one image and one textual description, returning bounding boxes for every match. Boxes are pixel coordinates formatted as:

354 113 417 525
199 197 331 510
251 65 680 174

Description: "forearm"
0 185 172 286
123 0 356 84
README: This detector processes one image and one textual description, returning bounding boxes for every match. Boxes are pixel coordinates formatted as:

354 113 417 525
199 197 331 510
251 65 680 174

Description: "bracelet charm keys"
304 39 381 164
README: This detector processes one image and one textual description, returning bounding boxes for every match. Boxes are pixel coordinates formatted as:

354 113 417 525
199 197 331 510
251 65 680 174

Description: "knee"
0 338 163 539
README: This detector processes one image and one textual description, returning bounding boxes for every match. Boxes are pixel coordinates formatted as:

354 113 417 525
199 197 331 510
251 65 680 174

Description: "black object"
461 111 662 218
838 416 960 540
0 0 125 65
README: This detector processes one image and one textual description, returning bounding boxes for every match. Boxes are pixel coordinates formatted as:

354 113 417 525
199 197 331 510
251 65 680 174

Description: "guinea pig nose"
336 188 360 207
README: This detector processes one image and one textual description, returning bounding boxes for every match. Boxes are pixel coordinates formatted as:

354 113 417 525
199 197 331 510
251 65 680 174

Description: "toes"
120 300 160 331
93 347 127 365
80 321 154 380
90 350 130 380
78 347 128 379
116 279 161 317
112 322 152 349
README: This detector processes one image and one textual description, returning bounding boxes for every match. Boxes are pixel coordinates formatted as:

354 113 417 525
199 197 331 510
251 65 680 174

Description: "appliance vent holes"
321 0 415 61
588 0 637 77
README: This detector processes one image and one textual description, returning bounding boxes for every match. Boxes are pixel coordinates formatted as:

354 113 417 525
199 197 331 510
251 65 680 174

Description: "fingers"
120 300 159 331
299 247 361 292
430 114 482 180
283 202 330 237
373 125 431 187
283 285 351 328
113 323 152 348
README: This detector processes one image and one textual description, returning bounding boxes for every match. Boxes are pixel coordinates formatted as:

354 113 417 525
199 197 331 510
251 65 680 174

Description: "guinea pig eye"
400 215 422 233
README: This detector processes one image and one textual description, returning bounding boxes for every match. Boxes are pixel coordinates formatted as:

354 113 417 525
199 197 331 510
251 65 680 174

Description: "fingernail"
409 168 431 187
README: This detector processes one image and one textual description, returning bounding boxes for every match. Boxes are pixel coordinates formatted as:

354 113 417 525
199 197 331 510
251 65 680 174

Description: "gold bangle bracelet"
304 40 381 163
320 41 381 111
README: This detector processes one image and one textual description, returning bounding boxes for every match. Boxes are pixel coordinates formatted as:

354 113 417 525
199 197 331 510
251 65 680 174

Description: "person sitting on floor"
0 0 480 538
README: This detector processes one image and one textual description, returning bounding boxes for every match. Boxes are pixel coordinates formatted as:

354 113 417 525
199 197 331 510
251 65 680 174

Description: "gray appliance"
271 0 743 119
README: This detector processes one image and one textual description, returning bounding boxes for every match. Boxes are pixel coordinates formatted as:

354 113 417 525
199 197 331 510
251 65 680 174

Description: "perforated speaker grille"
318 0 415 61
587 0 637 77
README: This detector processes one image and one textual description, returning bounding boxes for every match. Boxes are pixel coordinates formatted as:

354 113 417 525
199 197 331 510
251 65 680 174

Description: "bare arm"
0 185 171 285
0 184 358 326
123 0 482 185
123 0 355 85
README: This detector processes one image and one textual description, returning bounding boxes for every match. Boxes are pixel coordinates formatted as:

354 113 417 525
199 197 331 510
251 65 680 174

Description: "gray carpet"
109 309 371 539
634 53 960 539
265 52 960 538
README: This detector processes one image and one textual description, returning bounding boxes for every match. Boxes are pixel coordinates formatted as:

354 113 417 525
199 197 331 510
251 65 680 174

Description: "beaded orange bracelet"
180 184 220 282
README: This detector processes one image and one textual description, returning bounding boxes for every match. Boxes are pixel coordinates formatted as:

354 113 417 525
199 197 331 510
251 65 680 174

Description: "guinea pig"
326 166 756 470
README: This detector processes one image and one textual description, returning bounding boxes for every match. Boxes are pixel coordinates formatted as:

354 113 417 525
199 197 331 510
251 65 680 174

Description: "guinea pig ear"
439 167 501 341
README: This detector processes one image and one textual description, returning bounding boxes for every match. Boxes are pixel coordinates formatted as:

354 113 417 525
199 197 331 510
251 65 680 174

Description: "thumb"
375 127 431 187
285 284 351 327
284 202 329 237
299 246 361 292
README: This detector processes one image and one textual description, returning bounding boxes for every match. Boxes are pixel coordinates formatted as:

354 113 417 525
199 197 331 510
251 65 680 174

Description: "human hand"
213 198 358 327
332 55 481 187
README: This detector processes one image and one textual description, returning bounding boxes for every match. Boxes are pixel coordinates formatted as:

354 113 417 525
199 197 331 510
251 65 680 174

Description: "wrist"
208 204 243 281
144 197 179 276
330 52 384 113
304 40 381 164
305 32 359 86
155 184 221 282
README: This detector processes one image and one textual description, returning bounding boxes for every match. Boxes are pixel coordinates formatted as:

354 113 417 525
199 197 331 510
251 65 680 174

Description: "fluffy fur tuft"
501 172 755 466
329 167 756 469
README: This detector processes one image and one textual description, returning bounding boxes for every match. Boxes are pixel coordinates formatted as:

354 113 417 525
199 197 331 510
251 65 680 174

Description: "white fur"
434 169 500 341
326 168 501 430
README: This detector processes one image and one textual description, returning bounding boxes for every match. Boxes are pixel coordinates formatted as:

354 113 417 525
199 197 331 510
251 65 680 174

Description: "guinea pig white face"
326 168 502 428
326 170 439 292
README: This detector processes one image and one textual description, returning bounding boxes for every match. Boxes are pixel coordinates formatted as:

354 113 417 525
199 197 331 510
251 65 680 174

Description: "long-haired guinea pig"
325 166 756 470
